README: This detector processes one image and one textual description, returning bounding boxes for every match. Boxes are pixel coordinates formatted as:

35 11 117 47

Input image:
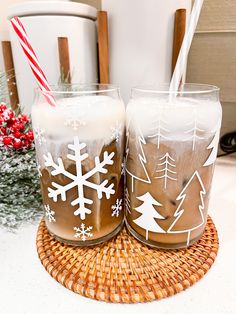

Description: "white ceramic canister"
102 0 192 104
8 0 98 114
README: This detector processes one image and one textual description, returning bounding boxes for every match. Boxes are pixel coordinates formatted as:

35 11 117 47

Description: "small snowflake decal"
44 136 115 220
111 198 123 217
111 121 122 142
44 204 56 222
33 126 46 146
74 223 93 241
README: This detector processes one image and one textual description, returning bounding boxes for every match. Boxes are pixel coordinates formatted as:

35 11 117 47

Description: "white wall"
0 0 70 70
72 0 100 10
102 0 191 104
0 0 24 70
0 0 25 40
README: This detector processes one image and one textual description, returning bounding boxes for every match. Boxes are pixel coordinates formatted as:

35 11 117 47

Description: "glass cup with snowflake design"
125 84 222 248
32 84 125 246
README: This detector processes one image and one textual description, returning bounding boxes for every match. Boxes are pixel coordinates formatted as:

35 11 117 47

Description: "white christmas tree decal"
167 171 206 246
74 223 93 241
44 204 56 223
148 110 170 149
126 127 151 192
133 192 166 240
125 188 131 214
33 126 46 146
204 120 221 167
111 199 123 217
184 111 205 151
44 136 115 220
111 121 122 142
155 153 177 189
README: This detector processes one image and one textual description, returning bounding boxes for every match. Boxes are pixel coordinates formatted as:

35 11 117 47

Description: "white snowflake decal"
111 198 123 217
44 204 56 222
44 136 115 220
74 223 93 241
111 121 122 142
33 126 46 146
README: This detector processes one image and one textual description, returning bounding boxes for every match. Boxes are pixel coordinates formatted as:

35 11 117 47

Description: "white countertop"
1 157 236 314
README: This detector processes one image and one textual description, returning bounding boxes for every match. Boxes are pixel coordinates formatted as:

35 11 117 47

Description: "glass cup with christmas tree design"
32 84 125 246
125 84 222 248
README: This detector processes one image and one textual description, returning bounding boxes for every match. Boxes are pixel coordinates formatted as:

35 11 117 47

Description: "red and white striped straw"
10 16 56 107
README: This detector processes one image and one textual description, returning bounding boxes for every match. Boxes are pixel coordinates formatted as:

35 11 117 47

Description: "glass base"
48 221 124 247
126 222 204 249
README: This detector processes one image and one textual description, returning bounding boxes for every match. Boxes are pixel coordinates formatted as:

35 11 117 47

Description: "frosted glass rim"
36 84 120 95
132 83 220 95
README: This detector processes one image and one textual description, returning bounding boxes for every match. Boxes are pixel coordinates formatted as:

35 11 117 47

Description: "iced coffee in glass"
125 84 222 248
32 84 125 246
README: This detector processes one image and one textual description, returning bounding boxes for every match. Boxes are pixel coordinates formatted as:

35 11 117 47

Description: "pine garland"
0 102 43 230
0 71 10 104
0 147 43 229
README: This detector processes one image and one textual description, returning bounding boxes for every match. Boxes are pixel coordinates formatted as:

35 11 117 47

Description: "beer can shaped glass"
32 84 125 246
125 84 222 248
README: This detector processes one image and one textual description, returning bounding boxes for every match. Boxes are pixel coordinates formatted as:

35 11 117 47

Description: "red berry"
18 114 29 123
0 103 7 112
2 136 13 146
11 124 19 132
2 109 15 121
14 131 23 139
0 127 6 135
13 140 23 150
7 117 16 126
25 129 34 141
22 139 28 147
11 121 25 131
18 122 25 130
24 138 33 148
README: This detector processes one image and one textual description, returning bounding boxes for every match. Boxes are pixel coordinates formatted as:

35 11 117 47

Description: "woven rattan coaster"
36 216 219 303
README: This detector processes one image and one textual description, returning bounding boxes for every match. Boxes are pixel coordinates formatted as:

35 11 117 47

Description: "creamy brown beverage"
125 85 222 249
32 87 125 246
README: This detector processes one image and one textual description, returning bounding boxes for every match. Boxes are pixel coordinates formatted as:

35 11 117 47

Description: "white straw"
169 0 204 94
